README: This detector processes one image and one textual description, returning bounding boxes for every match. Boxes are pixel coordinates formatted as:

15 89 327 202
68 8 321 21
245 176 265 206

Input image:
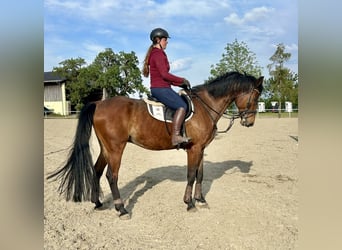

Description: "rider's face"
159 37 168 49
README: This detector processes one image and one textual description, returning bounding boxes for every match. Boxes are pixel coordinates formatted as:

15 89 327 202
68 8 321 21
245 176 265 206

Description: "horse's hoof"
119 212 131 220
195 200 209 208
195 198 209 208
187 206 198 212
94 201 103 210
186 201 197 212
94 205 107 211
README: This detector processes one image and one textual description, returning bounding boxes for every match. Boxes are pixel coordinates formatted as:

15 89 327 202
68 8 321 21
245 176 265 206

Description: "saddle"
143 90 194 123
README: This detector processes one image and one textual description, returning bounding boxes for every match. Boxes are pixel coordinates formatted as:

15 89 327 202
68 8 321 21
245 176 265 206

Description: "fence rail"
44 108 298 119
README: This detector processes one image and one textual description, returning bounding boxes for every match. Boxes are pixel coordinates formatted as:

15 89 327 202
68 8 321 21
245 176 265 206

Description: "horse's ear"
256 76 264 86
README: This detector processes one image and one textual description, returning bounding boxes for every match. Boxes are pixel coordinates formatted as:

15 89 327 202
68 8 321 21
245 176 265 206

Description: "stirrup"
172 135 191 146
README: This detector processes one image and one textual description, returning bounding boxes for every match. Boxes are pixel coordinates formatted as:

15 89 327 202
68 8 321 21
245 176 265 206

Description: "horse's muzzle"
240 119 254 127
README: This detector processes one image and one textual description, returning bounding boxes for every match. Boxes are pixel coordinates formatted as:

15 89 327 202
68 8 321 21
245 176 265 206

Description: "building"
44 72 70 115
258 102 265 112
44 71 107 115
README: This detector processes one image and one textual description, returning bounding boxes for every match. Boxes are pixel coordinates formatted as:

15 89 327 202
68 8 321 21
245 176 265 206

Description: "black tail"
47 102 97 202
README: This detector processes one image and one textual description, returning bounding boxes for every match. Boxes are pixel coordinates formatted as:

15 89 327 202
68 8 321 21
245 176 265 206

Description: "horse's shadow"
99 160 252 213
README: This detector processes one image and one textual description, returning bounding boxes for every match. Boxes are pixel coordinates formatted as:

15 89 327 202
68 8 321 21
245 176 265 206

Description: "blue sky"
44 0 297 89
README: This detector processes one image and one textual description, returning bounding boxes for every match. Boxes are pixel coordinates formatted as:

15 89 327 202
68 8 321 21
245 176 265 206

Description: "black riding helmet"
150 28 170 41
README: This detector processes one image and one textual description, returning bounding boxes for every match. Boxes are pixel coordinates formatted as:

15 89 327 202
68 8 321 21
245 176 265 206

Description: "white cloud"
244 6 274 22
224 13 242 25
81 42 106 64
159 0 230 17
45 0 121 19
45 1 297 79
96 29 114 35
271 43 298 52
225 6 274 26
45 0 230 28
286 43 298 51
170 57 193 72
44 0 82 10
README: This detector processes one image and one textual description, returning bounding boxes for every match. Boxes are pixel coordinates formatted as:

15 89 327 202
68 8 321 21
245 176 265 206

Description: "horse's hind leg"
105 143 130 219
92 152 107 209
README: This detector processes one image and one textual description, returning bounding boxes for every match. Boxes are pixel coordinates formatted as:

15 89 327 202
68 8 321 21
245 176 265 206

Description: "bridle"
191 87 260 133
238 87 260 126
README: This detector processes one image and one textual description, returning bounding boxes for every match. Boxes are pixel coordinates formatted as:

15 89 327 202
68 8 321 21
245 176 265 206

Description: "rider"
142 28 191 146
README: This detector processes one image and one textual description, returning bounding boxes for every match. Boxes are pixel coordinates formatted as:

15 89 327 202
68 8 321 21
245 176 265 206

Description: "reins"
218 113 240 133
190 92 236 133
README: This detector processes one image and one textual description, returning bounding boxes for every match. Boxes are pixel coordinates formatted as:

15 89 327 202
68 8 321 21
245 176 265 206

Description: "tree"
92 48 148 97
52 49 148 111
266 43 298 113
52 57 88 110
209 39 263 80
116 51 148 96
53 57 86 79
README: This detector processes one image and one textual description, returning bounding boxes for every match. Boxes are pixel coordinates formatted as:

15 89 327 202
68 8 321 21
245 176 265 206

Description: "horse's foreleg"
184 148 204 211
92 152 107 209
184 175 196 211
194 155 208 207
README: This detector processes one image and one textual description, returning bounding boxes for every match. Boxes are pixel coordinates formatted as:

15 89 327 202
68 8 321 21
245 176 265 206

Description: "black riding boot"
172 107 191 146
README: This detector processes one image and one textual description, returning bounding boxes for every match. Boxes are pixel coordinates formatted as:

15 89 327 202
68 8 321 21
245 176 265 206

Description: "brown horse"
47 71 263 219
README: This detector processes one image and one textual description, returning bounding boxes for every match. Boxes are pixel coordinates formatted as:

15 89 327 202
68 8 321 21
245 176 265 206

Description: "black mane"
192 71 258 98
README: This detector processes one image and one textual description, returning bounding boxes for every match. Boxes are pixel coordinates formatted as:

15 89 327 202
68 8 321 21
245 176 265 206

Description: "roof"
44 71 67 83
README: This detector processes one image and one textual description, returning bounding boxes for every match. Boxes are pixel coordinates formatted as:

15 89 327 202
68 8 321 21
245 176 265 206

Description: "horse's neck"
196 92 233 121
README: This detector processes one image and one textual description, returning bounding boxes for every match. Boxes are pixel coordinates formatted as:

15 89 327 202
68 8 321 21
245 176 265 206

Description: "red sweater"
148 48 184 88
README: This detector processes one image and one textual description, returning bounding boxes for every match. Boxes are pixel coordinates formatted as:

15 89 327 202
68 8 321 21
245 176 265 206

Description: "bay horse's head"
234 75 264 127
192 71 264 128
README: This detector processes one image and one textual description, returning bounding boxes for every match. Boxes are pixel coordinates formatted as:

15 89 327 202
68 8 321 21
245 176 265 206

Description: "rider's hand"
180 78 191 89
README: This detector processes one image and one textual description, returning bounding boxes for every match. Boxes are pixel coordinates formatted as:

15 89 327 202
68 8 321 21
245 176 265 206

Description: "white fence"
44 108 298 119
